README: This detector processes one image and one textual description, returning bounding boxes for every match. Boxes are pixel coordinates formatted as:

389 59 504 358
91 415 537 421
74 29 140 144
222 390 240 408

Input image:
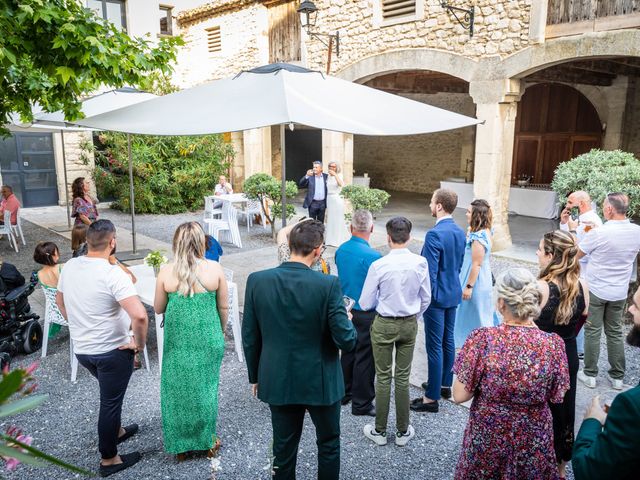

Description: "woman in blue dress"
454 199 494 349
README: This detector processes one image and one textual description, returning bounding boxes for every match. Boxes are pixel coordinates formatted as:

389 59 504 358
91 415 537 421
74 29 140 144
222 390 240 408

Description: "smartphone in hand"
343 296 355 313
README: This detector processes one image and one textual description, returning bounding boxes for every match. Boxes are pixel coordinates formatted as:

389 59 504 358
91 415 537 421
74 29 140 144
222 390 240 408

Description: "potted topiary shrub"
551 149 640 218
243 173 298 240
340 185 390 220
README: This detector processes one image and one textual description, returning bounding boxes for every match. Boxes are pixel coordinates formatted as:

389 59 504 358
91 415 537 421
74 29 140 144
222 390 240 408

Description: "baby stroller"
0 274 42 370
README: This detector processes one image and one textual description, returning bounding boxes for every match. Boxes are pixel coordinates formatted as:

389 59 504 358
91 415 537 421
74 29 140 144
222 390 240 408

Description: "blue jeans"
576 326 585 354
76 348 134 459
423 306 456 400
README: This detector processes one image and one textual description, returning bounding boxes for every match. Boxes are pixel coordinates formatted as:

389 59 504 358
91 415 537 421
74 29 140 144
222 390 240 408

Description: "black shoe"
420 383 451 400
352 407 376 417
99 452 142 477
411 397 423 406
117 424 139 445
578 353 584 360
341 396 351 406
410 400 439 413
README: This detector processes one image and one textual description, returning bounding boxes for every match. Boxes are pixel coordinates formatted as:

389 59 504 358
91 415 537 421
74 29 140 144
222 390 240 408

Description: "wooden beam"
526 69 613 86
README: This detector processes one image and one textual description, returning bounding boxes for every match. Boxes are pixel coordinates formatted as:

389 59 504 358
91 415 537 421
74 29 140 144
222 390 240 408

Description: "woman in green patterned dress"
154 222 228 460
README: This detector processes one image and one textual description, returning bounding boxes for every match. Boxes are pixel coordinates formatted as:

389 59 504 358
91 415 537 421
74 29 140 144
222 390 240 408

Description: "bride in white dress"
325 161 350 247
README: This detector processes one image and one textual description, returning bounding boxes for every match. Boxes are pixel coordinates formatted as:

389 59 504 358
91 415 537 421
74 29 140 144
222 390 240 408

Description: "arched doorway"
512 83 602 185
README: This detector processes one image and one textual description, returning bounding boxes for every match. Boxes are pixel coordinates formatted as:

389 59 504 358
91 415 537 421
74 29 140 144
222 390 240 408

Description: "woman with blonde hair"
325 161 349 247
154 222 228 460
453 268 569 480
536 230 589 478
454 199 494 348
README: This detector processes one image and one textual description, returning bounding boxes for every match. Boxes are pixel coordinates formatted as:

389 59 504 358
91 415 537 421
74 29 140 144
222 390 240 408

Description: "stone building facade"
175 1 640 249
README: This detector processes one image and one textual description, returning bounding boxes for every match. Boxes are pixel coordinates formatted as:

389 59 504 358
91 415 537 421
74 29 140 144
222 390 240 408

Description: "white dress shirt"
215 182 233 195
579 219 640 301
560 209 603 278
312 175 325 201
436 214 453 224
359 248 431 318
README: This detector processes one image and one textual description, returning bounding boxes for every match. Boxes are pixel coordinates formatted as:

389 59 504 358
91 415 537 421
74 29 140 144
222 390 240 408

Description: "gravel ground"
2 222 639 479
99 206 275 255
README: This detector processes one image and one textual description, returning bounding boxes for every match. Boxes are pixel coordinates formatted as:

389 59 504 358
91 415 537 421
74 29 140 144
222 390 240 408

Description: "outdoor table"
129 264 243 372
209 193 249 206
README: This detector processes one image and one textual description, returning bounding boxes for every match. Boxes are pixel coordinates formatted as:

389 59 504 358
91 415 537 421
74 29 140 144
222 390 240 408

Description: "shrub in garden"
340 185 390 220
93 133 234 214
551 149 640 217
243 173 298 239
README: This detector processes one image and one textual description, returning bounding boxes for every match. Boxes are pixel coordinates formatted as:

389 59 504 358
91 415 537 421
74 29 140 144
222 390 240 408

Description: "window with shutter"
206 26 222 53
381 0 416 21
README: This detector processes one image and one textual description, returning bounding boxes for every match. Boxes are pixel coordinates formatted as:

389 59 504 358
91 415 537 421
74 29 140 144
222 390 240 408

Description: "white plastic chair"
204 202 243 248
204 196 222 221
237 199 266 232
0 211 18 252
40 285 79 382
227 281 242 362
223 268 234 282
11 208 25 246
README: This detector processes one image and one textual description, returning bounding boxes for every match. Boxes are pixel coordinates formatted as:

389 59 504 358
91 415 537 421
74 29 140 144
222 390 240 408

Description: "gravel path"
3 222 638 479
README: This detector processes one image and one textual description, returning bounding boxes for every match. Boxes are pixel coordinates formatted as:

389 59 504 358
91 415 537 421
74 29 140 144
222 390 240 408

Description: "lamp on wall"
297 0 340 73
440 1 474 37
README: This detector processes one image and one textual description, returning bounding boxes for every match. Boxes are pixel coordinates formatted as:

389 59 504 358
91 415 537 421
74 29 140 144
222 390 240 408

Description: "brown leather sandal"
176 452 188 462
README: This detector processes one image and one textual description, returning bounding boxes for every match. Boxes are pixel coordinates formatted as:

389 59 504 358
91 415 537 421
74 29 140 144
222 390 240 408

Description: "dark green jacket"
572 384 640 480
242 262 357 406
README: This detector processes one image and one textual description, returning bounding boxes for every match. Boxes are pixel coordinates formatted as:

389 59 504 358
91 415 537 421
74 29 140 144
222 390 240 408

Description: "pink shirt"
0 194 21 224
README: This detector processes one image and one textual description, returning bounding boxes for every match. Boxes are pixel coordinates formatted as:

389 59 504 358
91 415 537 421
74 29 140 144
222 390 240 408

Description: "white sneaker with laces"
608 375 623 390
395 425 415 447
363 424 387 446
578 370 596 388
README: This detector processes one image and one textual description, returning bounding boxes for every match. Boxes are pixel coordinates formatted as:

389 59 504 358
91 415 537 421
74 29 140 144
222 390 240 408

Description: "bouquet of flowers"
144 250 168 276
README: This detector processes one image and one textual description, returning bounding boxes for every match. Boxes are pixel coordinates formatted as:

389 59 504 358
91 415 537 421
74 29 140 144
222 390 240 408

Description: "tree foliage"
551 149 640 217
93 132 234 214
340 185 390 220
0 0 182 134
243 173 298 239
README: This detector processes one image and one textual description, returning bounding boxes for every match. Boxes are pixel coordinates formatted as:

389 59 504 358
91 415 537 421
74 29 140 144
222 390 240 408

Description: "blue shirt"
313 175 325 201
335 236 382 311
205 236 223 262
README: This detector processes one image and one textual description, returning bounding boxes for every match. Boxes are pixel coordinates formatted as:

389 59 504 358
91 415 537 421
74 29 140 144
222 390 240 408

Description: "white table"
129 264 243 373
439 181 559 219
209 193 249 205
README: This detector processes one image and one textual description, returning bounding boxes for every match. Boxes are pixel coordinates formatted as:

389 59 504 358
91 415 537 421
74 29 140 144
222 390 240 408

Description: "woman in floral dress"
453 268 569 480
71 177 98 226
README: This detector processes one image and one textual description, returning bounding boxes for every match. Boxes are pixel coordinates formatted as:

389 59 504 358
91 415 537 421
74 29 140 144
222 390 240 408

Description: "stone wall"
54 131 96 204
623 76 640 159
354 92 476 194
305 0 533 75
174 3 269 87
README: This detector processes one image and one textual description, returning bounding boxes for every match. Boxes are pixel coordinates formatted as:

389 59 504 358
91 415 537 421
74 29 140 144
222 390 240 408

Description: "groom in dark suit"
299 161 328 222
243 220 357 480
411 188 465 413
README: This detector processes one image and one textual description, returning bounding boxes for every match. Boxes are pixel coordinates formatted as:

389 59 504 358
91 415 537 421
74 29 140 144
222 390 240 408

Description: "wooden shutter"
382 0 416 20
206 26 222 53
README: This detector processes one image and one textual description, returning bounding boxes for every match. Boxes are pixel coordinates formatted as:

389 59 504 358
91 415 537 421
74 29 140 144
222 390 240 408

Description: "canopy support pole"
128 133 137 254
49 130 73 233
280 123 287 228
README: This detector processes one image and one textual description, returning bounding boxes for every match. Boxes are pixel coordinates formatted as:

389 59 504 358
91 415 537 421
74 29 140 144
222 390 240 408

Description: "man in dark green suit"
572 286 640 479
242 220 357 480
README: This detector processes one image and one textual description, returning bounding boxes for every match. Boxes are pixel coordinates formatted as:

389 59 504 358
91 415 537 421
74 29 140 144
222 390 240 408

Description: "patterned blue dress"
454 229 494 349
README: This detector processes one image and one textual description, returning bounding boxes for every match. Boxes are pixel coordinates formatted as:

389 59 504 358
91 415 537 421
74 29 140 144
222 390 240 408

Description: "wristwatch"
466 284 474 289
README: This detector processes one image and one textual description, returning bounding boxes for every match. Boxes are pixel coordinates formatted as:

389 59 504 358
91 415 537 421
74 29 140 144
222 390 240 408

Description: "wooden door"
267 1 301 63
512 83 602 185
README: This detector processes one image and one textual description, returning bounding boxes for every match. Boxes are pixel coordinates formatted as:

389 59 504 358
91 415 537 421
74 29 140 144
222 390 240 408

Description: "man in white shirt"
359 217 431 447
559 190 603 357
213 175 233 208
57 219 148 477
577 193 640 391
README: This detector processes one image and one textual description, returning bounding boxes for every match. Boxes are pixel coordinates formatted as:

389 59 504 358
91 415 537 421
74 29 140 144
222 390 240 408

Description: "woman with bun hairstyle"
452 268 570 480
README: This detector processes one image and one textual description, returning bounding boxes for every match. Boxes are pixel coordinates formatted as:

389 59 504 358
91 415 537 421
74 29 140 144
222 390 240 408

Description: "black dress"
535 281 585 463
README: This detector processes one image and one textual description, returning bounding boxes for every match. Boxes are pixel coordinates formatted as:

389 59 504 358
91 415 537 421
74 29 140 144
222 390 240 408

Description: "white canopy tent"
73 63 481 227
33 88 156 248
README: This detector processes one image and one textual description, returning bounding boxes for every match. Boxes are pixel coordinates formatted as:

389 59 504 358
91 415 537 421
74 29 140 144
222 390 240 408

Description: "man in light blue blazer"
411 188 466 413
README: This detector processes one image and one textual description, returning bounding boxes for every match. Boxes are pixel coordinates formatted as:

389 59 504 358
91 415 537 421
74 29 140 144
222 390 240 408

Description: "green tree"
551 149 640 217
340 185 390 220
0 0 181 134
243 173 298 239
93 132 234 214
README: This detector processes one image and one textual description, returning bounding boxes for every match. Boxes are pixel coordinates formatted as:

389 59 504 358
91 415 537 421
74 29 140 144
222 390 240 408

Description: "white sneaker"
608 375 623 390
395 425 415 447
578 370 596 388
363 424 387 446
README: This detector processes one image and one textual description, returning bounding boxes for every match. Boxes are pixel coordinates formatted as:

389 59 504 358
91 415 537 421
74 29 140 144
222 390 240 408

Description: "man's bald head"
567 191 593 213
